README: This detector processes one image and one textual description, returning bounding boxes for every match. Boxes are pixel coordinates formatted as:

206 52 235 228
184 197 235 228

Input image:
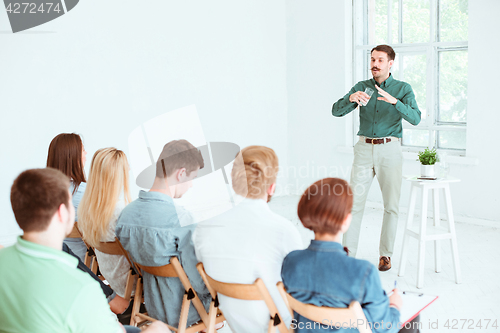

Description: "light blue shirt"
64 182 87 261
115 190 211 327
282 241 400 333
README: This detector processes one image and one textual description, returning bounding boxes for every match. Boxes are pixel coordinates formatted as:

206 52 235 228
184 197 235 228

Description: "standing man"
332 44 421 271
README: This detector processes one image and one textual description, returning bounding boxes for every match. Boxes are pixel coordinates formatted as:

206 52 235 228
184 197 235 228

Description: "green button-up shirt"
332 74 421 138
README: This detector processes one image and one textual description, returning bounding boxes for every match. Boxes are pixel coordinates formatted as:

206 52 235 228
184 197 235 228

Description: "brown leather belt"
365 138 391 144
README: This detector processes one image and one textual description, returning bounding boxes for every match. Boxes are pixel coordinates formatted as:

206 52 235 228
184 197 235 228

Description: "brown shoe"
378 256 391 271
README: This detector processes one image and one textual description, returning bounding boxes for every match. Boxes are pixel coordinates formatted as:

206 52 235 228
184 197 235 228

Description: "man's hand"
376 85 398 105
389 288 403 311
349 91 370 106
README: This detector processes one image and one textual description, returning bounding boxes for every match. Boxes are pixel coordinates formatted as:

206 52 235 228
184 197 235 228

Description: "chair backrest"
135 257 180 278
276 282 373 333
68 222 83 238
93 237 137 272
132 257 212 332
197 262 289 333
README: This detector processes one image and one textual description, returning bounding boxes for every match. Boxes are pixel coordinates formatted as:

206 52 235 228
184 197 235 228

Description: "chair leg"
84 252 91 268
130 277 143 326
207 301 218 333
123 270 134 301
91 257 98 275
268 319 276 333
177 295 191 333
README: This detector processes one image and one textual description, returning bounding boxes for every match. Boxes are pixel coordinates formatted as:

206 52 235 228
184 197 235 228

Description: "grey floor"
217 195 500 333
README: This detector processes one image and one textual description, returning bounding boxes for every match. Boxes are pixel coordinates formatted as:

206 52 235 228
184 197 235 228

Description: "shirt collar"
307 240 347 254
139 190 174 203
235 194 271 211
15 236 78 268
372 73 394 88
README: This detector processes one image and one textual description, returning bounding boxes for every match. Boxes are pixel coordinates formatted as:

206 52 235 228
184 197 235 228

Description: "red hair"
298 178 353 235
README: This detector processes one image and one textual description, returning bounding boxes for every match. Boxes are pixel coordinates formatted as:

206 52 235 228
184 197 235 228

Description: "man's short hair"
11 168 70 232
371 44 396 61
155 140 204 178
231 145 279 199
298 178 353 235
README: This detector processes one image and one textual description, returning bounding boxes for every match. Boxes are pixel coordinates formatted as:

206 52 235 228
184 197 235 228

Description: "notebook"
395 291 438 324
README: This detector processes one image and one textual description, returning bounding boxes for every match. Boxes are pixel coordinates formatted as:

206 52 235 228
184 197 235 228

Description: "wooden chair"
276 282 372 333
196 262 288 333
68 222 96 269
131 257 224 333
91 237 138 301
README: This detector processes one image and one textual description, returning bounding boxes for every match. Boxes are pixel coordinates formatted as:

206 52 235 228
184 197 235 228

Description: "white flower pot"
420 164 436 178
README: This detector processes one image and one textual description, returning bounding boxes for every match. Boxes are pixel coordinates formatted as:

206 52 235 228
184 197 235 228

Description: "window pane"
391 0 399 44
397 53 427 118
402 129 429 147
367 0 389 45
403 0 430 43
439 0 468 42
439 50 468 122
438 130 466 149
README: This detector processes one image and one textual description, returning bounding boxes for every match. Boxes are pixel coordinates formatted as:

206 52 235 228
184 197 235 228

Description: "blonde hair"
231 145 279 199
78 148 131 248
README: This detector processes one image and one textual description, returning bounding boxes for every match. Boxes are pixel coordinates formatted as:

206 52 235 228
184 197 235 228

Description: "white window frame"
352 0 468 155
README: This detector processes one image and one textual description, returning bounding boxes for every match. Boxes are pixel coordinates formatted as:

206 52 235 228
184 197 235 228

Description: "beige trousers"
342 138 403 258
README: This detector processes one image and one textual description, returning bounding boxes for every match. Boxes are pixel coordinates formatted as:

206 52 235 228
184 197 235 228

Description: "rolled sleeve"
332 86 358 117
361 265 400 333
394 85 421 126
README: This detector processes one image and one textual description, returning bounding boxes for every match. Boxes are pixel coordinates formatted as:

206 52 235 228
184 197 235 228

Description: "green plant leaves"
417 147 437 165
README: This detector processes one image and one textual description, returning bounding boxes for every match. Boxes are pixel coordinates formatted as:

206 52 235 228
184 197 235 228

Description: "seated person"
0 168 169 333
116 140 211 327
63 242 130 316
47 133 88 261
78 148 134 301
281 178 419 333
194 145 303 333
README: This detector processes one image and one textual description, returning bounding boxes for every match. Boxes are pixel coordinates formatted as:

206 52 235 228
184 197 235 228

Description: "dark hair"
298 178 353 235
155 140 204 178
371 44 396 61
11 168 70 232
46 133 86 194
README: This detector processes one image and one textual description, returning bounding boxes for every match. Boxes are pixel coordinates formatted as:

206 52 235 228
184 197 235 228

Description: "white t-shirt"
95 200 135 298
193 197 303 333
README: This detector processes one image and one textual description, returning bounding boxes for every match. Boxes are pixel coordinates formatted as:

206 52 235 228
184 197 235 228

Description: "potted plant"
417 148 438 177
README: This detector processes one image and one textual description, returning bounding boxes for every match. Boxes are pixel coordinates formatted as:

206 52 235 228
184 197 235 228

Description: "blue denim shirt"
115 190 211 327
281 241 400 333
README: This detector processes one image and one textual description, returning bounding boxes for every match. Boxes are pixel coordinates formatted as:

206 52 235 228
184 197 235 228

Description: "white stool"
398 175 462 289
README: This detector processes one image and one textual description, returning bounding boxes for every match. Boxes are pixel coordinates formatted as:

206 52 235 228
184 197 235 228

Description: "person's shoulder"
283 248 308 263
117 197 142 220
0 245 17 263
355 78 373 89
392 77 413 89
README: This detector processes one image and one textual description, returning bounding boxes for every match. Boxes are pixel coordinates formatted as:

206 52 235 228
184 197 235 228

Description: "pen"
394 280 397 290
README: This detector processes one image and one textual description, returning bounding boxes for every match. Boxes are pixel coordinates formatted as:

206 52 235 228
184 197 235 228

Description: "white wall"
0 0 288 246
1 0 498 247
285 0 352 194
285 0 500 222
